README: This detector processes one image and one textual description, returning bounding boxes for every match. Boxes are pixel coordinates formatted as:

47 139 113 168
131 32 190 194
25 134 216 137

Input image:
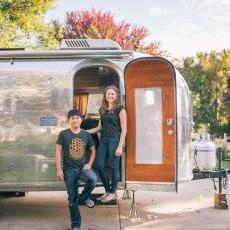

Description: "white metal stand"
128 190 140 219
122 189 131 200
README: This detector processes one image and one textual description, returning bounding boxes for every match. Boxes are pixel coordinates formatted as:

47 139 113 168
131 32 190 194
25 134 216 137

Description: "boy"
56 109 97 230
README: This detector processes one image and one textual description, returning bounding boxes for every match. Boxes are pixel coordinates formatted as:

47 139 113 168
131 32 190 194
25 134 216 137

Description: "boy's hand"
57 169 64 181
83 163 91 171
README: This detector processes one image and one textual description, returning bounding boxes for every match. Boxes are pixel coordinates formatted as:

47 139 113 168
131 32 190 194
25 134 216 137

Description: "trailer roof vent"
60 39 121 50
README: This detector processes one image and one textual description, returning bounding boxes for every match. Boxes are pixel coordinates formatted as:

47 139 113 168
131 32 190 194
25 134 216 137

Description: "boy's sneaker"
85 198 95 208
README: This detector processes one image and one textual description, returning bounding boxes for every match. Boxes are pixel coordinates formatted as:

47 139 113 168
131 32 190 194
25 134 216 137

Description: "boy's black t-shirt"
56 129 94 170
100 105 124 138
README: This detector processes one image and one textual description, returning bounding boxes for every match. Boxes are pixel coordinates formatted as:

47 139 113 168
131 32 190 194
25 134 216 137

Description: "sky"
46 0 230 59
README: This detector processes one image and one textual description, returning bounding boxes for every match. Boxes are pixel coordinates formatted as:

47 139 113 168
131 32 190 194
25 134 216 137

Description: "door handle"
168 130 174 135
167 118 174 126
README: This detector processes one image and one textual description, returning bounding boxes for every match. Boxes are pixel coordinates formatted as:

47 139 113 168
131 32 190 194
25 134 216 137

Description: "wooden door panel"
125 58 176 183
126 164 175 181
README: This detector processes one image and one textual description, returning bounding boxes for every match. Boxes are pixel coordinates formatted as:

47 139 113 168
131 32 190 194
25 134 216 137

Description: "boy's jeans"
95 137 121 193
64 167 97 229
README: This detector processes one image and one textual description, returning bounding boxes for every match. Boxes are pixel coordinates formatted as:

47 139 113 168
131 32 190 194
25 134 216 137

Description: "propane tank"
193 132 217 170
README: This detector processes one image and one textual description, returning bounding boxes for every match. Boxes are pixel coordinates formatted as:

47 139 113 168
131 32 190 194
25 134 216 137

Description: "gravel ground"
0 179 230 230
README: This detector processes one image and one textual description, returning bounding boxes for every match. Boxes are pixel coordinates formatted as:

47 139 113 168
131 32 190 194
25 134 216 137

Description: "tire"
15 192 26 197
0 191 26 197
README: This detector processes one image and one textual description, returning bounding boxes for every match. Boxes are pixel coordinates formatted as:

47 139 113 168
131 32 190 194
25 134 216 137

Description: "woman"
87 85 127 202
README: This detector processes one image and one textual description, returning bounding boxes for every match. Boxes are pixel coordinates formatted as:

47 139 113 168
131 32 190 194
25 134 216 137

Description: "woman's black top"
100 105 124 138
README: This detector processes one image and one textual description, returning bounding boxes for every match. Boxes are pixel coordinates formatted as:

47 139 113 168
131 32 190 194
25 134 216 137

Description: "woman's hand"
115 145 123 157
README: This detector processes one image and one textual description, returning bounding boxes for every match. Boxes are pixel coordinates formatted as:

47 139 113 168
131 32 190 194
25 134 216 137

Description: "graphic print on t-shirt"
69 138 85 160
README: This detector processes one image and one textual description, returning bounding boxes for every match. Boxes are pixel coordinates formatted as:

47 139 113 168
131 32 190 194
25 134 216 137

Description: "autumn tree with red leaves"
53 9 165 56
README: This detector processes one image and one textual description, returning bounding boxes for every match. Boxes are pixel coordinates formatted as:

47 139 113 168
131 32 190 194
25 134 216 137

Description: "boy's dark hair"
67 109 82 120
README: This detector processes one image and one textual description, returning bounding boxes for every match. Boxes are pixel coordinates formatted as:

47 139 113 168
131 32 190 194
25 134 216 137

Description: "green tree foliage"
179 50 230 136
0 0 61 48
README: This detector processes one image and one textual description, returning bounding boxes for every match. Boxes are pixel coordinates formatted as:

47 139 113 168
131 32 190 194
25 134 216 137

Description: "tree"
178 50 230 136
53 8 165 56
0 0 60 48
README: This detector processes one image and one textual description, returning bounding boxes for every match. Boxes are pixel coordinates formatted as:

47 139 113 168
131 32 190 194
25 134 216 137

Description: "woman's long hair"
99 85 121 114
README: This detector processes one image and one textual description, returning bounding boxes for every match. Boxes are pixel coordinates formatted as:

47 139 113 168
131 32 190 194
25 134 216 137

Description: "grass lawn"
222 160 230 169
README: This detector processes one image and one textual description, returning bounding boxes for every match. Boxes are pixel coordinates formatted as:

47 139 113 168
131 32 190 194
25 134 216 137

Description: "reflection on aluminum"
0 65 72 184
41 164 49 172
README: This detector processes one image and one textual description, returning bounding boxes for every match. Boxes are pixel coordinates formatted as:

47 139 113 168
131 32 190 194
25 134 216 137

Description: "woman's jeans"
95 137 121 193
64 167 97 229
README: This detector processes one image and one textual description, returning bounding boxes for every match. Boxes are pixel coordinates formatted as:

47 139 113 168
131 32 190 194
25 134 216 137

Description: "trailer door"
124 57 177 191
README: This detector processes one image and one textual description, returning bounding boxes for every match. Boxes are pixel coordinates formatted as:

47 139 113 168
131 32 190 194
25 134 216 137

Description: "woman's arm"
86 119 102 134
115 109 127 156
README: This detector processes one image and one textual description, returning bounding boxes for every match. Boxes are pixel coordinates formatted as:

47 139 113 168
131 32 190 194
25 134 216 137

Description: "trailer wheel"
15 192 26 197
0 191 26 197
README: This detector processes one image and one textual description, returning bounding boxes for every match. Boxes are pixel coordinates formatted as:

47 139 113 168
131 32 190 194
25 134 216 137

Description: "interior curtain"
74 93 89 117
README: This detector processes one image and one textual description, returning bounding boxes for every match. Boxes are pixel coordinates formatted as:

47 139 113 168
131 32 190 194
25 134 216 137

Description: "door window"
135 87 163 164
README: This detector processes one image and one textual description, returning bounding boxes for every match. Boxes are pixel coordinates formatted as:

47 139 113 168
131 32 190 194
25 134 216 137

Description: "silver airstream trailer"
0 39 192 194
